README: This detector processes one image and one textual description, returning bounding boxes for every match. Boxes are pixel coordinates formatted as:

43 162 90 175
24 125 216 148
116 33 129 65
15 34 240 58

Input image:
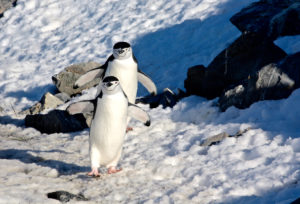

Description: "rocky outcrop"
185 0 300 111
185 33 287 99
218 53 299 111
0 0 17 17
52 62 101 96
230 0 300 40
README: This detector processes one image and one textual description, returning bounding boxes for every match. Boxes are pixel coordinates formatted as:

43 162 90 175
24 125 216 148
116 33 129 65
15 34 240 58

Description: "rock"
218 53 298 111
279 52 300 88
83 112 93 127
21 92 64 115
41 92 64 110
270 2 300 38
200 132 230 146
230 0 300 40
200 128 251 146
54 92 71 103
25 110 88 134
291 197 300 204
47 191 89 202
136 88 186 108
0 0 17 17
184 65 207 97
52 62 101 96
185 32 287 99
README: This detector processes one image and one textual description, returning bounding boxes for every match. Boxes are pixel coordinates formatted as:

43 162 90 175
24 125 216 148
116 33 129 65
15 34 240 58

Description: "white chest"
105 58 138 103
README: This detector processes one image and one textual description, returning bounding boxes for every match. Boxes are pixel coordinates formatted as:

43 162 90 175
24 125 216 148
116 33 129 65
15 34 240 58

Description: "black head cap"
113 42 131 49
103 76 119 83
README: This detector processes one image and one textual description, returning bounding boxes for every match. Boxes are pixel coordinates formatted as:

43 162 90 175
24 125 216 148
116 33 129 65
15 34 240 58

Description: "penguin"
74 41 157 104
68 42 156 131
87 76 150 177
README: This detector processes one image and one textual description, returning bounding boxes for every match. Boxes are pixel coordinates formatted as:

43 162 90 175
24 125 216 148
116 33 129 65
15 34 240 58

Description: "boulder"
291 197 300 204
185 32 287 99
0 0 17 17
136 88 186 108
41 92 64 110
184 65 207 97
54 92 71 103
230 0 300 40
52 62 101 96
25 110 88 134
218 52 300 111
279 52 300 88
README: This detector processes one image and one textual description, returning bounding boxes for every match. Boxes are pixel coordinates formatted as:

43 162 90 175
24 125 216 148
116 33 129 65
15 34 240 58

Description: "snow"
0 0 299 203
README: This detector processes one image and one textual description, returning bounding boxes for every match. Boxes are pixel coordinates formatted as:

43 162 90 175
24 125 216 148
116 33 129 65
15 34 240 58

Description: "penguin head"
102 76 122 94
113 42 132 60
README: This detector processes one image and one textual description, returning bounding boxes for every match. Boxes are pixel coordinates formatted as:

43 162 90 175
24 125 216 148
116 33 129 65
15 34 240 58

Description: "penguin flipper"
128 103 151 126
74 68 105 88
138 70 157 95
66 101 94 115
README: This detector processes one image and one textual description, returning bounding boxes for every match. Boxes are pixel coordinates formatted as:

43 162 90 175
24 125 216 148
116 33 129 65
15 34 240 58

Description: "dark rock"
0 0 17 17
47 191 89 203
184 65 207 97
230 0 300 40
25 110 88 134
136 88 186 108
279 52 300 88
218 52 300 111
270 2 300 38
291 197 300 204
185 33 287 99
52 62 101 96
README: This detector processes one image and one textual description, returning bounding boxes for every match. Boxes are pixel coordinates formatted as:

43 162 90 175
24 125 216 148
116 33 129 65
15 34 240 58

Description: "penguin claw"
87 168 100 177
126 127 133 133
107 167 122 174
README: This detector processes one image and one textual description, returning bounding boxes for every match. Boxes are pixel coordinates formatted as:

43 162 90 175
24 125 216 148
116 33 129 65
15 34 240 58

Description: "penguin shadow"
0 115 24 127
4 84 57 103
0 149 89 175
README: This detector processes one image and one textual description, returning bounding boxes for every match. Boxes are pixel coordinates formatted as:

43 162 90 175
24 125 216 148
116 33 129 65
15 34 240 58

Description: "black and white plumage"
74 42 157 105
87 76 150 176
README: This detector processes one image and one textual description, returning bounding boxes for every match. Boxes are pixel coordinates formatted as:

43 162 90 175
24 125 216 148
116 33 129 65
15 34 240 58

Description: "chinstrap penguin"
74 41 157 103
69 42 156 131
88 76 150 177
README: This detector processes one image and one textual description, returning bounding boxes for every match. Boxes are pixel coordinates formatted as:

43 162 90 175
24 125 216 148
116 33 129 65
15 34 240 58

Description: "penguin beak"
106 82 113 87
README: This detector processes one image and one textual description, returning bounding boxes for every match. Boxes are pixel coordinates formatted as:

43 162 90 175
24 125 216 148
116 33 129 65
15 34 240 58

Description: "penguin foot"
87 168 100 177
107 167 122 174
126 127 133 133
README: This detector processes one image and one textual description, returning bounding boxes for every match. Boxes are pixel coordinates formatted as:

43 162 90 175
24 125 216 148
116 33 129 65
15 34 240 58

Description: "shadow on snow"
0 149 89 175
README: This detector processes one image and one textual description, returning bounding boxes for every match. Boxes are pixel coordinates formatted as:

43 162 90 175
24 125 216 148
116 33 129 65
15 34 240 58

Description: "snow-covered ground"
0 0 299 203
